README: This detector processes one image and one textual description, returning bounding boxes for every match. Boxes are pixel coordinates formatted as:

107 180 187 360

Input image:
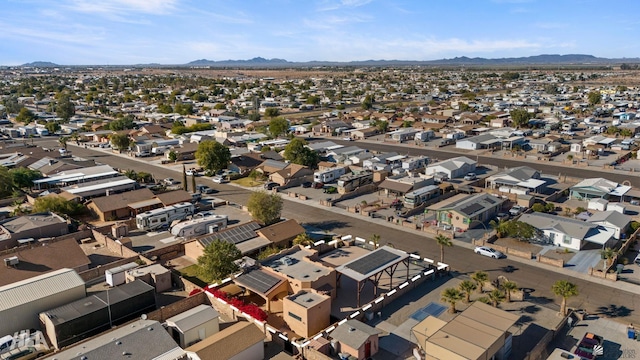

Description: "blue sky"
1 0 639 65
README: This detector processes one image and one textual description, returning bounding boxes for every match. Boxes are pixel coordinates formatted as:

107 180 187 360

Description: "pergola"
335 246 410 307
233 268 288 313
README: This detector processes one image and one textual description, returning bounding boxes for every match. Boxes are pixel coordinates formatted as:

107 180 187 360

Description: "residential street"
50 140 640 325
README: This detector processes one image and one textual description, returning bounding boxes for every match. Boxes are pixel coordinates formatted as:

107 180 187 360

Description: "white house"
425 156 476 179
587 210 631 240
519 212 615 251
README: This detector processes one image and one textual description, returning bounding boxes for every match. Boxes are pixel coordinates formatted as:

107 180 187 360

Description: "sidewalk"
68 142 640 295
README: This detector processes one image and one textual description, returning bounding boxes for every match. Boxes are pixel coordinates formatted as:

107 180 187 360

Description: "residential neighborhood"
2 64 640 360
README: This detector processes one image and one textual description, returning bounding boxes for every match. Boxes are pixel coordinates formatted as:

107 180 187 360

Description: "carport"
335 246 410 306
233 268 289 313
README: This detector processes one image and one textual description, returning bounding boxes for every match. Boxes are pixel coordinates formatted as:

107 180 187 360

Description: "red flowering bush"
205 288 268 322
188 288 202 296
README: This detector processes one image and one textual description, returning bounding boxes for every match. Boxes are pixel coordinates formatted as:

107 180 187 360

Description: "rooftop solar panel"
484 197 496 204
235 269 282 294
200 222 260 246
460 203 483 216
345 249 400 275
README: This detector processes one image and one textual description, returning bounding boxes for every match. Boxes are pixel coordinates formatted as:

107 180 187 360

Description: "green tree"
16 107 37 123
9 168 42 189
510 108 533 128
110 133 132 151
283 138 320 168
531 203 546 212
168 150 178 162
197 239 241 282
0 167 15 197
458 280 477 303
373 120 389 133
32 196 86 216
441 288 463 314
196 140 231 174
435 234 453 263
306 95 320 106
370 234 381 249
55 93 75 121
247 191 283 225
472 271 489 293
293 232 314 246
489 219 508 238
362 94 374 110
174 103 194 115
108 115 136 131
552 280 578 315
58 136 69 150
487 289 506 307
501 281 518 303
588 91 602 106
182 165 188 192
45 121 61 134
269 117 289 137
264 108 280 118
600 247 617 268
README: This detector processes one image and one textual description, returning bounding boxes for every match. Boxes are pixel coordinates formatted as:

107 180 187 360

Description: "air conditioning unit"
4 256 19 266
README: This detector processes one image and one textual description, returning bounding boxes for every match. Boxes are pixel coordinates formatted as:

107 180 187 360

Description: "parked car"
0 343 49 360
163 178 178 185
509 205 525 216
342 137 354 141
634 253 640 266
212 176 228 184
302 181 312 188
264 182 279 190
313 182 324 189
196 185 215 194
474 246 504 259
463 173 477 181
185 169 198 176
496 212 510 222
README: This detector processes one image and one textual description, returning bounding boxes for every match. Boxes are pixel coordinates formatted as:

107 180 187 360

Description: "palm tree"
435 234 453 263
489 219 508 238
458 280 477 303
600 247 616 269
552 280 579 316
477 296 491 305
441 288 463 314
58 136 68 150
488 289 506 307
501 281 518 302
293 232 314 246
370 234 381 249
472 271 489 293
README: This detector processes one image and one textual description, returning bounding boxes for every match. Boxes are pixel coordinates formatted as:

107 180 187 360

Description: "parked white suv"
509 205 524 216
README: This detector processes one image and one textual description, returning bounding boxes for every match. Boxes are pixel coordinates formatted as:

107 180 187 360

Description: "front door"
364 341 371 358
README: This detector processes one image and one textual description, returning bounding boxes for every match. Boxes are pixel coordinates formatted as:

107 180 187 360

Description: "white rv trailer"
136 202 195 231
313 167 347 183
170 214 228 239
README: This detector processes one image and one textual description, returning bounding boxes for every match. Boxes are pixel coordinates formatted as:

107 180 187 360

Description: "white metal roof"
33 165 117 185
0 268 84 312
516 179 546 189
63 178 136 194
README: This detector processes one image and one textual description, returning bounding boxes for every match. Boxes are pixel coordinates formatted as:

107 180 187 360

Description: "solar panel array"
345 249 401 275
484 197 497 204
200 222 261 246
236 269 282 294
460 203 484 216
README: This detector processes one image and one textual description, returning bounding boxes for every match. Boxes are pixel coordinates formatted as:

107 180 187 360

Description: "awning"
128 198 163 209
516 179 546 189
584 227 615 245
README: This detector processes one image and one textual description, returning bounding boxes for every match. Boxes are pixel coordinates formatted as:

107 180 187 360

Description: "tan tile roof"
87 188 155 213
186 321 264 360
155 190 192 206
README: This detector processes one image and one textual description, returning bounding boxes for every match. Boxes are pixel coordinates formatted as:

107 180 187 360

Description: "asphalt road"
43 140 640 323
324 138 640 187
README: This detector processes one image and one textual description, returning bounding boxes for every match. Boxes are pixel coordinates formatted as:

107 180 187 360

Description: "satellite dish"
141 314 147 320
593 344 604 356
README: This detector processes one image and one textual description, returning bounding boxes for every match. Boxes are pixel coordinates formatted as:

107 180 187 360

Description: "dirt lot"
492 237 543 254
541 248 577 263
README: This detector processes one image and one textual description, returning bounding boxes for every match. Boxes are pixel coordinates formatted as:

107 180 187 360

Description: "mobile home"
170 214 228 239
136 202 195 231
314 167 347 183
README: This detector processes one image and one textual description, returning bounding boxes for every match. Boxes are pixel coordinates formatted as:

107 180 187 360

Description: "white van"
0 335 13 355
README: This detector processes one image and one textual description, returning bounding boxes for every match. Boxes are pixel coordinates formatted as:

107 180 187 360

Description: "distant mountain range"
17 54 640 68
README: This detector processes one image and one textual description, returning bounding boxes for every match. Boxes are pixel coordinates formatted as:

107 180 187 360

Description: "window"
563 235 571 245
288 312 302 321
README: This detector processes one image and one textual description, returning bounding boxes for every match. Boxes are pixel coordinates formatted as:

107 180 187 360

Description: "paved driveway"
566 249 603 273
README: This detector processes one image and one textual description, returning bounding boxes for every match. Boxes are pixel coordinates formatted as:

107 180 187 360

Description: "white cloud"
317 0 373 11
64 0 178 20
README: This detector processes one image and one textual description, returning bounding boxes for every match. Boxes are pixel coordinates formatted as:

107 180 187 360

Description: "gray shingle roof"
587 210 631 229
330 320 380 350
